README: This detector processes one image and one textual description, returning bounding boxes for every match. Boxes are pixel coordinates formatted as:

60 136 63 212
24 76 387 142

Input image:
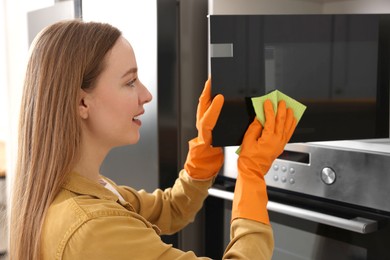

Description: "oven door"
205 178 390 260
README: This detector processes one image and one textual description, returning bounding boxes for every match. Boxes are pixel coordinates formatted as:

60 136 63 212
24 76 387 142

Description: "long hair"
9 20 121 260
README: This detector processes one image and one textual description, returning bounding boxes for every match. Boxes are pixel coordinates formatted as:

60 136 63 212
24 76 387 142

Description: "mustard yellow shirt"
41 170 273 259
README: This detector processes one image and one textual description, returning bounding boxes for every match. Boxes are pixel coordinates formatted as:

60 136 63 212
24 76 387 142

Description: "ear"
79 89 90 119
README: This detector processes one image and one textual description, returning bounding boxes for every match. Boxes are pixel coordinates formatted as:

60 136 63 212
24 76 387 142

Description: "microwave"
209 14 390 146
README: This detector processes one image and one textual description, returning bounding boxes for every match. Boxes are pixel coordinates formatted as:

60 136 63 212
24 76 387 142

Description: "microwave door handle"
208 188 378 234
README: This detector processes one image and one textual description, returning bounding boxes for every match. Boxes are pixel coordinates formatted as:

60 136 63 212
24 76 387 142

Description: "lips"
132 111 144 126
133 117 141 126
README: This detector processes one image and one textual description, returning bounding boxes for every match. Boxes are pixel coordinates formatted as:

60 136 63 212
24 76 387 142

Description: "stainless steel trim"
209 187 234 200
73 0 82 19
210 43 234 57
208 188 378 234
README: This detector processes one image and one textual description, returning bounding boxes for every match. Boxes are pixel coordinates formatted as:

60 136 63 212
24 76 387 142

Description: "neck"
72 133 110 182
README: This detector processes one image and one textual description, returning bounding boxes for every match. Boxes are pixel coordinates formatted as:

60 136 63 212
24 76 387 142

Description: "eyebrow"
121 67 138 78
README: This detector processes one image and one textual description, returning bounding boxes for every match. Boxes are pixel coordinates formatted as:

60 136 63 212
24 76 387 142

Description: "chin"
129 139 140 145
127 134 140 145
112 134 140 147
115 139 139 149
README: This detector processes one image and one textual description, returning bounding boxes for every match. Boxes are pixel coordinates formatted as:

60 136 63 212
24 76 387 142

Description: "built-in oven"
205 139 390 259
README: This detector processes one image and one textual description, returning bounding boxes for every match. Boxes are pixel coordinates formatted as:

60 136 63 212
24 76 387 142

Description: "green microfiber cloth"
252 90 306 126
236 90 306 154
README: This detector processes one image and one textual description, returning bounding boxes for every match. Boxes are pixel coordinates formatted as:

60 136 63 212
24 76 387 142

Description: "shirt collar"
63 171 119 202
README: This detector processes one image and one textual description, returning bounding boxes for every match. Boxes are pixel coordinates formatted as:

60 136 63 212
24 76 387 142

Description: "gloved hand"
232 99 297 224
184 78 225 180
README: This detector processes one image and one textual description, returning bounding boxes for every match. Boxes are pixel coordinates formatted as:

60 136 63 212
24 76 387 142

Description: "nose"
139 80 152 104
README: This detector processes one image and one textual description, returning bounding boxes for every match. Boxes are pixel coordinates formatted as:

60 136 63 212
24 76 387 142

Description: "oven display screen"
277 150 310 164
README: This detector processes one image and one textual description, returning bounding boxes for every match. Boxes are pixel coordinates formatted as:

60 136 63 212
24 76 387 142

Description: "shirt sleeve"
62 211 273 260
223 218 274 259
62 213 211 260
62 214 273 260
113 170 214 235
99 172 274 259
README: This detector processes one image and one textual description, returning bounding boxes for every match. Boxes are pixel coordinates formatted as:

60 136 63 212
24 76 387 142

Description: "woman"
10 20 296 259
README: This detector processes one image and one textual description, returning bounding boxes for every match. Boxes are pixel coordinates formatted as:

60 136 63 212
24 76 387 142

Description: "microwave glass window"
263 15 378 101
210 14 390 146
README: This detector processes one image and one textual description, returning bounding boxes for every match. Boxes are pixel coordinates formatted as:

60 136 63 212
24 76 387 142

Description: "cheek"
123 93 139 114
131 97 140 111
106 93 139 123
90 88 139 123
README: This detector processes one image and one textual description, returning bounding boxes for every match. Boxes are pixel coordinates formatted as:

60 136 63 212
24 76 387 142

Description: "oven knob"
321 167 336 185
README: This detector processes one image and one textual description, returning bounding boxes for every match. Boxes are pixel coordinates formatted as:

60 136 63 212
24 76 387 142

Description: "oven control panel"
270 162 298 185
222 139 390 213
270 158 338 187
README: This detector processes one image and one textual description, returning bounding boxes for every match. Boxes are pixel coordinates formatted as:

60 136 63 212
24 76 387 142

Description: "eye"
126 78 137 87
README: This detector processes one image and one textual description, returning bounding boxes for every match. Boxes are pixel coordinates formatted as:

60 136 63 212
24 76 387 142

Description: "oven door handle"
208 188 378 234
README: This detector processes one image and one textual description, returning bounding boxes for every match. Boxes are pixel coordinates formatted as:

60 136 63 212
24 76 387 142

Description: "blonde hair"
10 20 121 260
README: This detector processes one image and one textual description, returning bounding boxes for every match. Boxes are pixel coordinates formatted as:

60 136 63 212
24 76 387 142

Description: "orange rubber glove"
232 99 297 224
184 78 225 180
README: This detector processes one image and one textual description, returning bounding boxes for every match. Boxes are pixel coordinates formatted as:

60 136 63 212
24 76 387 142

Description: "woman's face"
81 36 152 149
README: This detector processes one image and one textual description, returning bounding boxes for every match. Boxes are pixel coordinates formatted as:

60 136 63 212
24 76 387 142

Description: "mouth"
132 117 141 126
132 112 144 126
